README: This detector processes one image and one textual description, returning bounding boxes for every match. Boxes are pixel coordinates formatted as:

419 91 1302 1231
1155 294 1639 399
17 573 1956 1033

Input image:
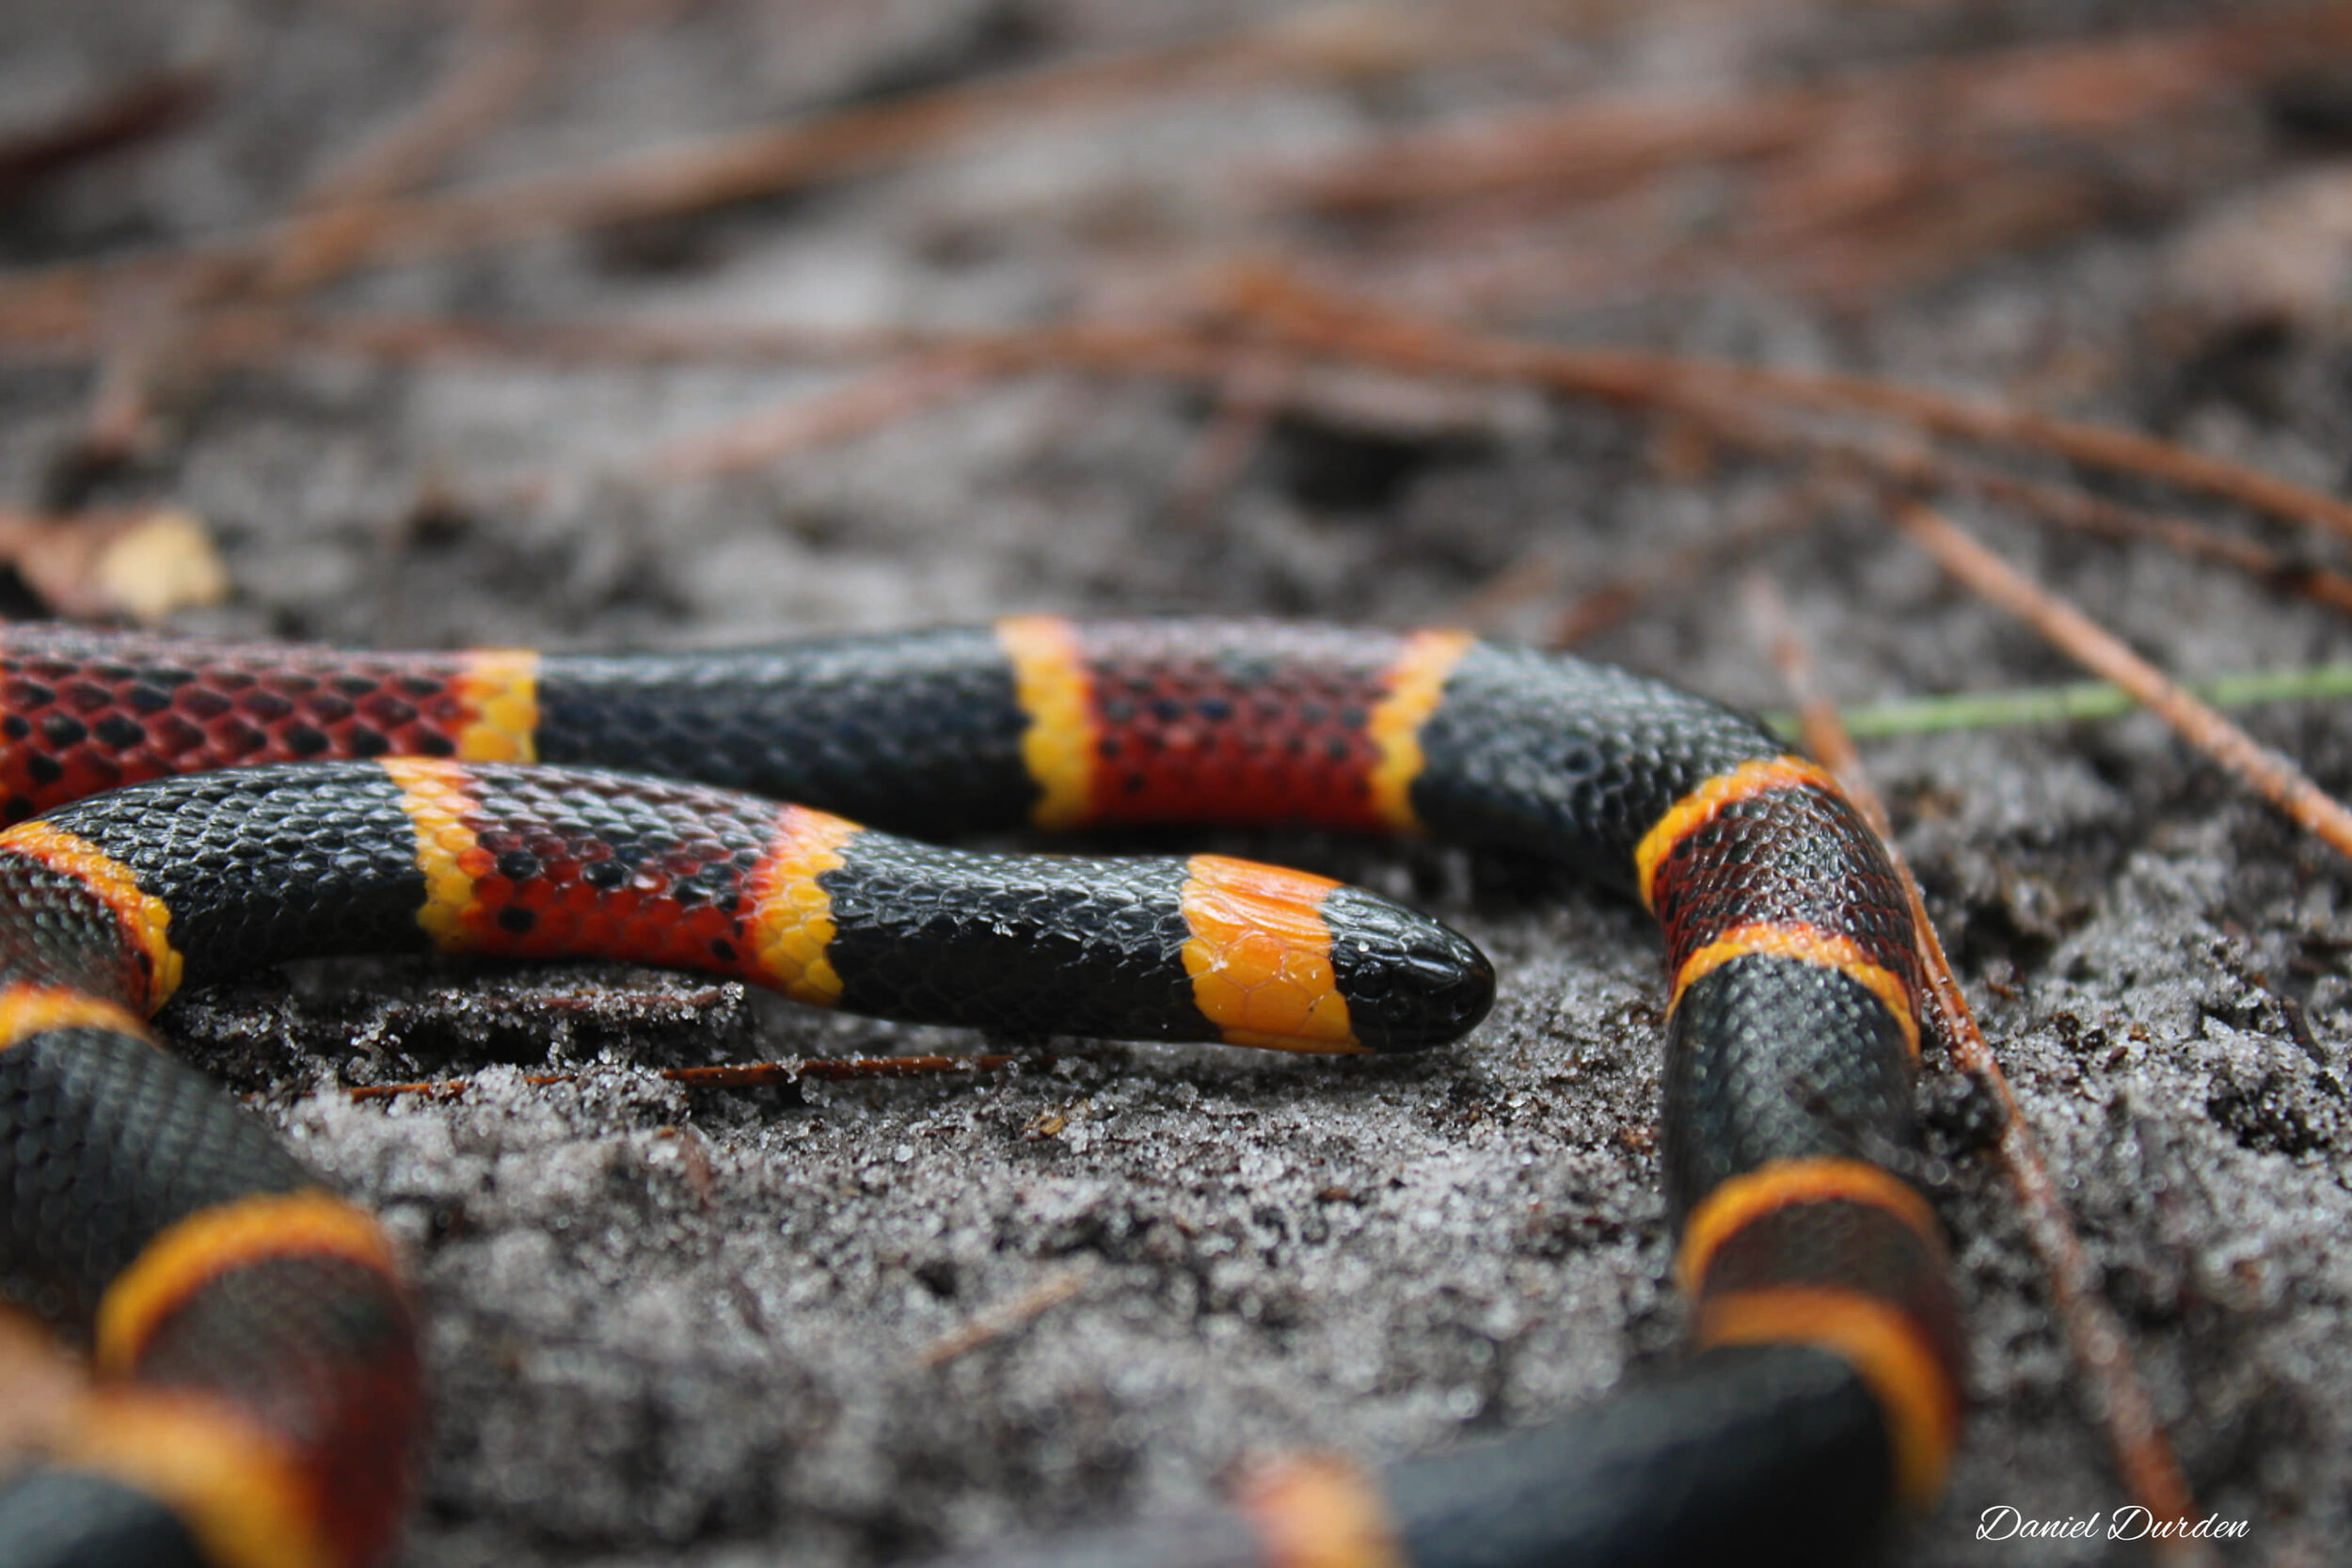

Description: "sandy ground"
5 3 2352 1565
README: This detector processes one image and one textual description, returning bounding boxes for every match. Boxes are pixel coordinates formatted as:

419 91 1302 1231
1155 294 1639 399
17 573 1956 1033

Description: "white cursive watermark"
1978 1506 2249 1542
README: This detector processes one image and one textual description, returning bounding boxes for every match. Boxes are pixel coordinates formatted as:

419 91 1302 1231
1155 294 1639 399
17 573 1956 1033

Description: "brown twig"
1537 474 1833 646
71 0 591 464
1587 393 2352 623
1854 445 2352 617
307 8 1426 268
0 6 1435 348
1896 501 2352 863
1288 11 2312 217
644 352 1005 480
1164 349 1294 530
18 270 2352 590
68 285 2352 622
1219 267 2352 544
1740 572 2208 1560
0 64 217 200
670 1054 1014 1086
1284 8 2344 313
348 1053 1014 1101
550 321 1232 488
257 0 564 296
1758 369 2352 544
31 279 2352 603
918 1262 1095 1369
90 309 941 369
1490 376 2352 625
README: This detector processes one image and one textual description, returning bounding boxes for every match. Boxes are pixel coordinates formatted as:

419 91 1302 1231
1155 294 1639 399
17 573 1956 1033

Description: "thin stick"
0 64 216 198
1165 349 1292 530
72 0 569 461
1895 502 2352 862
1286 9 2312 216
146 309 942 368
919 1263 1095 1369
1872 448 2352 618
670 1055 1014 1086
257 0 562 295
34 280 2352 582
348 1053 1014 1101
1613 396 2352 622
644 353 1000 479
599 323 1238 486
1740 573 2208 1560
19 285 2352 598
1766 369 2352 544
317 8 1427 267
1219 268 2352 544
100 290 2352 612
0 5 1436 340
1542 474 1831 645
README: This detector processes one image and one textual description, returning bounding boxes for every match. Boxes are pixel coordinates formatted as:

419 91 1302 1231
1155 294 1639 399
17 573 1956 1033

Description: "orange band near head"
60 1391 333 1568
742 804 859 1006
1694 1284 1962 1511
1180 855 1360 1053
1365 628 1475 833
452 648 540 764
0 980 155 1051
0 822 183 1010
1632 757 1840 911
997 615 1097 832
381 757 485 949
1239 1454 1408 1568
1676 1157 1944 1297
94 1191 402 1379
1669 922 1920 1057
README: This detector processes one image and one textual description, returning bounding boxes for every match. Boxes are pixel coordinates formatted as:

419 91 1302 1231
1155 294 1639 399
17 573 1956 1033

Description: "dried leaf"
0 505 230 623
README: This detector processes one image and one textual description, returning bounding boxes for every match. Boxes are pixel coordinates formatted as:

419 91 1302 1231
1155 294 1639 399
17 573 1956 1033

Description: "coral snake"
0 616 1963 1568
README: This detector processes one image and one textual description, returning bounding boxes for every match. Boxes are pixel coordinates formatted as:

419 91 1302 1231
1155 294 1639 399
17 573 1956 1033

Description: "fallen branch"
348 1053 1014 1101
0 64 216 200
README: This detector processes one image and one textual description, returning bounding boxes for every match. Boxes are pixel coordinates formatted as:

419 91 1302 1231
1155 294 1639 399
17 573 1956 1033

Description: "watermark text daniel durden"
1979 1507 2248 1543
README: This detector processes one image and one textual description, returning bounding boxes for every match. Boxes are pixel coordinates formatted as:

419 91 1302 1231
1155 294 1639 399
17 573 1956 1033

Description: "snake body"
0 617 1962 1568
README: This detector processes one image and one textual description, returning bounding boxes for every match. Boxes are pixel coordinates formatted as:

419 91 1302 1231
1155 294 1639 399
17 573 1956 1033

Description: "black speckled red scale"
0 631 478 823
1067 621 1404 830
1645 771 1922 1002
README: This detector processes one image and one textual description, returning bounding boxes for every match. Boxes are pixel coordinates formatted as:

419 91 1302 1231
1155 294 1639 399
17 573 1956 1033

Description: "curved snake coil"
0 617 1963 1568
